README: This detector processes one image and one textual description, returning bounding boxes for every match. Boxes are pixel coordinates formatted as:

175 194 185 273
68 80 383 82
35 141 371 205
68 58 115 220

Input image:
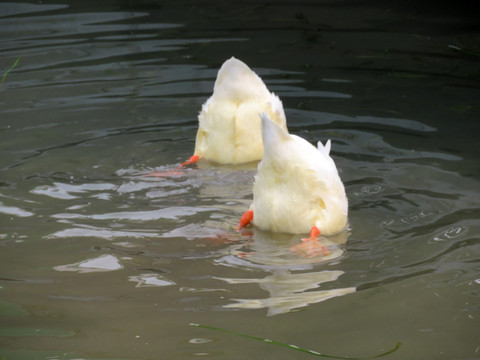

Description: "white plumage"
249 113 348 236
193 57 287 164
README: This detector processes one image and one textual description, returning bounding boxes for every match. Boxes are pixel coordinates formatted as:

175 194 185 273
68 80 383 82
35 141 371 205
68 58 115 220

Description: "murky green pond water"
1 1 479 359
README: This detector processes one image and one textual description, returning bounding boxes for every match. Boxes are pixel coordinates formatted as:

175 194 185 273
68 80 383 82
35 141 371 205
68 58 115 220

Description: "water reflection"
218 228 349 269
219 270 355 316
45 224 160 240
431 224 470 243
52 206 212 221
54 254 123 273
31 182 117 200
213 228 354 315
0 201 34 217
129 273 175 287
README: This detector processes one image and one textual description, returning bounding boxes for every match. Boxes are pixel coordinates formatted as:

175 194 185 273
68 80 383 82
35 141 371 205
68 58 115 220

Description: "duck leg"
200 210 253 246
144 155 200 177
178 155 199 168
235 210 254 231
302 226 321 241
290 226 331 257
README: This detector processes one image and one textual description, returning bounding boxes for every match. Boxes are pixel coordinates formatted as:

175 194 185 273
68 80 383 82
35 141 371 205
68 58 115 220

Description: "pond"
0 1 479 359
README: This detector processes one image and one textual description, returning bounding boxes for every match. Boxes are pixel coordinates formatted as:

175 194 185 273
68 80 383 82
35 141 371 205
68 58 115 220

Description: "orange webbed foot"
235 210 253 232
290 226 331 258
178 155 199 169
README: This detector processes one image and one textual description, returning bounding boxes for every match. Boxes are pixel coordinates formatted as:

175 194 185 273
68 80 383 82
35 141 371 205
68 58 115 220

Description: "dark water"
1 1 479 359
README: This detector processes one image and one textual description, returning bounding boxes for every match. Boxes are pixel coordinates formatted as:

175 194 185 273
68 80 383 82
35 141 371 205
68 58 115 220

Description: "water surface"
1 1 479 359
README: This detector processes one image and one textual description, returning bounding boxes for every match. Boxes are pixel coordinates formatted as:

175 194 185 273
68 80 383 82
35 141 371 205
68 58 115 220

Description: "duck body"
193 57 287 165
249 113 348 236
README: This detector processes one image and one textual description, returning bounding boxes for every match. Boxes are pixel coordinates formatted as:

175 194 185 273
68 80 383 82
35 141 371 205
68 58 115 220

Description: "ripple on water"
51 206 213 221
128 273 175 288
0 201 34 217
45 225 160 240
31 182 116 200
54 254 123 273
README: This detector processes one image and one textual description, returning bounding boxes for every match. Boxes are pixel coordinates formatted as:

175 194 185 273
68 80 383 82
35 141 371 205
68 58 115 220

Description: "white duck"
237 113 348 257
179 57 287 167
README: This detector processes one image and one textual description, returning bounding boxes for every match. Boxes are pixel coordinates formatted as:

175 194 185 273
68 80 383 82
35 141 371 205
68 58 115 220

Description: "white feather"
193 57 287 164
318 139 331 155
250 113 348 235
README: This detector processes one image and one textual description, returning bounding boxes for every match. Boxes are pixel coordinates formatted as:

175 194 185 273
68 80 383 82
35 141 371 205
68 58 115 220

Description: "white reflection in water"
162 223 227 240
54 254 123 273
112 241 138 248
45 225 159 240
219 270 355 316
188 338 212 344
353 184 383 197
31 182 116 200
0 201 34 217
218 228 349 270
116 180 173 194
180 287 228 293
214 229 354 315
129 274 175 288
30 178 193 200
52 206 212 221
431 224 470 242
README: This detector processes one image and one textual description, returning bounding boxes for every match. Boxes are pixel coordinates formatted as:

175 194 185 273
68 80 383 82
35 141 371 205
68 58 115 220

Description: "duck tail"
259 112 291 151
317 139 331 155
